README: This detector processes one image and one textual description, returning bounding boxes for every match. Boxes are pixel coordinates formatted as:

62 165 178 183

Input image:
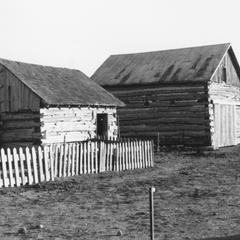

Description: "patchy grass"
1 146 240 239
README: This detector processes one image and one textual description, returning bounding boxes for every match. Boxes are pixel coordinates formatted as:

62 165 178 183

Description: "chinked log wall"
107 83 211 146
40 107 118 144
0 112 41 147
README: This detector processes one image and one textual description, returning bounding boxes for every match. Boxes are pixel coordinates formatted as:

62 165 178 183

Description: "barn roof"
92 43 240 86
0 58 124 106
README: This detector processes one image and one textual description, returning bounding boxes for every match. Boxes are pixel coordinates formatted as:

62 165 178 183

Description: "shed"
0 58 124 147
92 43 240 149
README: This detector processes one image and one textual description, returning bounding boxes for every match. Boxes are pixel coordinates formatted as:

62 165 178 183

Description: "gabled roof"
92 43 240 86
0 58 124 106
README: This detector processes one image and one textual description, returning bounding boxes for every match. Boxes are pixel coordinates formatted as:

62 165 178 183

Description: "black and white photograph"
0 0 240 239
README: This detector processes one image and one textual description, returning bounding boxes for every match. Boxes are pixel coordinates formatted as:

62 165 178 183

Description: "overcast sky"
0 0 239 76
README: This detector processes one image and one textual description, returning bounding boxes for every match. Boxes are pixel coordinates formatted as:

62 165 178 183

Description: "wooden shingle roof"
92 43 240 86
0 58 124 106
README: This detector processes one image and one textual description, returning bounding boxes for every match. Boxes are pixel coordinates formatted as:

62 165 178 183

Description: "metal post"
149 186 155 240
157 132 160 153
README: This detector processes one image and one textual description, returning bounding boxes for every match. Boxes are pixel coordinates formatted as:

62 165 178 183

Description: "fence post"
149 187 155 240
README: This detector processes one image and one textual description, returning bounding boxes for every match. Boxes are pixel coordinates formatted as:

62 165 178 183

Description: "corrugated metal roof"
92 43 232 86
0 58 124 106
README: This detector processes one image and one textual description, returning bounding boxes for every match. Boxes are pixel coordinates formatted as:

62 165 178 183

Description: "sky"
0 0 239 76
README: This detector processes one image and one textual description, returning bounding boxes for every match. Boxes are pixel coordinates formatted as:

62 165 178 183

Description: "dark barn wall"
0 66 41 147
106 82 211 146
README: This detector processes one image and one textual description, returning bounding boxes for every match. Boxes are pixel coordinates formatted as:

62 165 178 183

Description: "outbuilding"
0 58 124 147
92 43 240 149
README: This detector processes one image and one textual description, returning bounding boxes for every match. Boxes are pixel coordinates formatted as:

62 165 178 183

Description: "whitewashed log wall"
40 107 118 144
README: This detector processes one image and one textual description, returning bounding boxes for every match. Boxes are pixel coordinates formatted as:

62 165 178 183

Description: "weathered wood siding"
0 65 40 113
209 51 240 148
40 107 118 144
211 104 236 147
106 83 211 146
211 52 240 87
0 66 41 147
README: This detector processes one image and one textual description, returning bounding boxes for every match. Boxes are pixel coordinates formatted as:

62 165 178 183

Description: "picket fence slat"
7 148 14 187
95 142 98 173
75 143 79 175
1 149 9 187
79 143 83 174
13 148 21 186
31 147 39 184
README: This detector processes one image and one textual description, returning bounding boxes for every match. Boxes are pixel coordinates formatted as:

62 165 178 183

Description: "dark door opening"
97 113 108 139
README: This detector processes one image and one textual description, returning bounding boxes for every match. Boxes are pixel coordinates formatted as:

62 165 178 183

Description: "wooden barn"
92 43 240 149
0 58 124 147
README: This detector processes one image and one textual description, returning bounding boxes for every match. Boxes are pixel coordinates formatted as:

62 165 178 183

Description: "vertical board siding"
213 104 236 148
0 139 154 188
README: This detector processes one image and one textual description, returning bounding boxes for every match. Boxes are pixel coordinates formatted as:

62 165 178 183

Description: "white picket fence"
0 139 154 188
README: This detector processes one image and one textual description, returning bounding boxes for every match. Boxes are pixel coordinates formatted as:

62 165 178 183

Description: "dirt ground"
1 146 240 240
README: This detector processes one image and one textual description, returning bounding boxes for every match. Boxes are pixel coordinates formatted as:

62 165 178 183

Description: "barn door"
213 103 236 148
97 113 108 139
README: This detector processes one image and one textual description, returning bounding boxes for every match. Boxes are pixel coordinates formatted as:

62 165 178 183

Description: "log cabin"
92 43 240 149
0 58 124 147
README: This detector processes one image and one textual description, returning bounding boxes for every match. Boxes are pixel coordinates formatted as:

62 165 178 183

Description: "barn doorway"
213 103 236 147
97 113 108 139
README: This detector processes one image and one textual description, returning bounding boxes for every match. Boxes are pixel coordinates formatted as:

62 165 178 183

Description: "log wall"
106 83 211 146
0 112 41 147
40 107 118 144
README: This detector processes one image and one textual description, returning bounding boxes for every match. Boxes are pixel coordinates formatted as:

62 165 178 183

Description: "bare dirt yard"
1 146 240 240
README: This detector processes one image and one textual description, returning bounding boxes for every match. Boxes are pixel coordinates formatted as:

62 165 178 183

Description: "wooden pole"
149 186 155 240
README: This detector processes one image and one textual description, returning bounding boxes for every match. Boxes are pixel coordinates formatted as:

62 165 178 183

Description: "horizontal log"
119 132 210 145
0 142 38 147
113 88 205 97
0 133 41 141
119 111 207 119
119 93 206 103
115 90 206 98
41 116 93 123
123 101 209 109
120 118 210 125
1 120 40 129
1 113 40 120
120 124 210 132
119 105 206 114
106 82 205 92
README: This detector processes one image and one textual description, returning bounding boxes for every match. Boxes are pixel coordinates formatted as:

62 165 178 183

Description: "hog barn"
92 43 240 149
